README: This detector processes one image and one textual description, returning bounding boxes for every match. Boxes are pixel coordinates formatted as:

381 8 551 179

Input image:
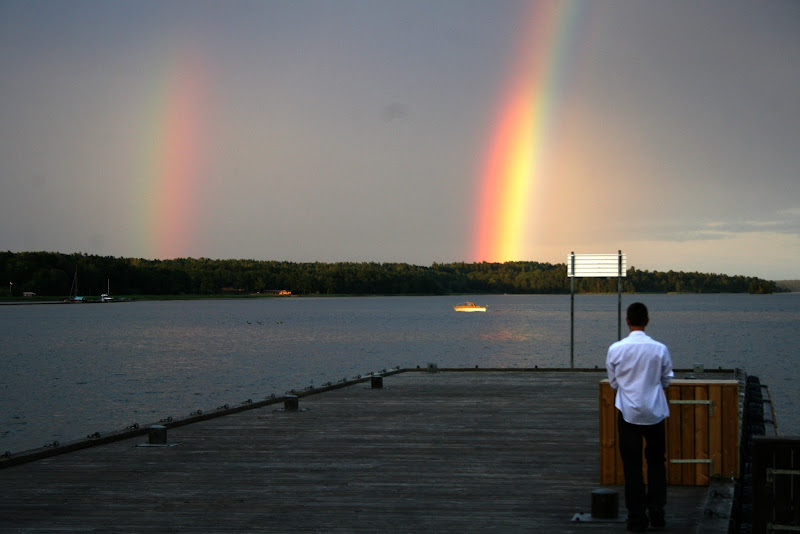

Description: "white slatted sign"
567 253 626 278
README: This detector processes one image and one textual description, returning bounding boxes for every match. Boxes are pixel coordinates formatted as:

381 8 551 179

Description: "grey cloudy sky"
1 1 798 279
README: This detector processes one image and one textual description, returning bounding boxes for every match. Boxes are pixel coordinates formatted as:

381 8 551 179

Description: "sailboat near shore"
101 279 113 302
66 267 84 302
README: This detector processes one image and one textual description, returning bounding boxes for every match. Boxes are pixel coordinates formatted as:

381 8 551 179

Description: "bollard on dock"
148 425 167 445
591 488 619 519
284 395 299 411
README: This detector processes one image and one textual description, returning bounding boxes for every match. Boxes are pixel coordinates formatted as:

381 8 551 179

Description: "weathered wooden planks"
1 370 713 532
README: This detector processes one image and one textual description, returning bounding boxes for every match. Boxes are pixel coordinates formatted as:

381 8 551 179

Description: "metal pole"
570 252 575 368
617 250 622 340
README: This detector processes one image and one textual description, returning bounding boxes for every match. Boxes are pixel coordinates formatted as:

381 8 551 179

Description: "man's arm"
606 349 618 390
661 348 674 388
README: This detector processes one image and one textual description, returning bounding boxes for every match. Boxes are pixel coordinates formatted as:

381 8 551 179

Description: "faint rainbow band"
141 49 209 260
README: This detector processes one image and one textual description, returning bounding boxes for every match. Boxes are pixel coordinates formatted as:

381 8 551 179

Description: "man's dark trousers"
617 411 667 521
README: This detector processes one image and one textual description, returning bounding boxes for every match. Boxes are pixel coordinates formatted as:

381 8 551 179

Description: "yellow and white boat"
453 302 487 312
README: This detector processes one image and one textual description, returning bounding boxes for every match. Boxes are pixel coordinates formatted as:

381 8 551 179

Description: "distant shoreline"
1 289 796 306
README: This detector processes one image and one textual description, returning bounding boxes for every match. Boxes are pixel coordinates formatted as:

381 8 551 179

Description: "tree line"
0 251 780 298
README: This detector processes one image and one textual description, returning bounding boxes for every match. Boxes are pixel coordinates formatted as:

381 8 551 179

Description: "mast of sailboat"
71 266 78 298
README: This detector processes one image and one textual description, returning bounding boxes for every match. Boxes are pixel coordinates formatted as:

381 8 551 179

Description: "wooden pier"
1 370 731 532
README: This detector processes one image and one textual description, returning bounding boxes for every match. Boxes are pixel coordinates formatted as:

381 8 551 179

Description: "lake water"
2 293 798 454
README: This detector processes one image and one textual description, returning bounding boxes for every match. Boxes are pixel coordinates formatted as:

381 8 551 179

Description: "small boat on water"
453 302 487 312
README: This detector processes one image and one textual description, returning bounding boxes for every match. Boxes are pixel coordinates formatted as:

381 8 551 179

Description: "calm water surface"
2 293 798 453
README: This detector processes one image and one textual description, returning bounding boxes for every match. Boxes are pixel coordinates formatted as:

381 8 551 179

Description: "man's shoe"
626 517 648 532
649 508 665 530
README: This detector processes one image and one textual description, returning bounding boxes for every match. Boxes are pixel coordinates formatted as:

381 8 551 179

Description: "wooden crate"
599 379 740 486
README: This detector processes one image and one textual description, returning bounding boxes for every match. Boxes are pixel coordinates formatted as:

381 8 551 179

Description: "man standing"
606 302 673 532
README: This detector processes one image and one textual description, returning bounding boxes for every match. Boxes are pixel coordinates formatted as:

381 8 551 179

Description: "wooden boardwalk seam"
1 370 723 533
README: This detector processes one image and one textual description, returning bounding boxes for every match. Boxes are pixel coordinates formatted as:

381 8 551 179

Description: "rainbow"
473 1 582 262
141 49 210 260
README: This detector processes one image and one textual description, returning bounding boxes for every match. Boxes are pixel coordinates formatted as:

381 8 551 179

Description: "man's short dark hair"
627 302 649 327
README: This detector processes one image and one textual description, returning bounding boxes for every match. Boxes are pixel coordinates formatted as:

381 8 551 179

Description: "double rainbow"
473 1 582 263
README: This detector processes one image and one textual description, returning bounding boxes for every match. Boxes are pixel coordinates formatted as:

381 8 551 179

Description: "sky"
1 1 799 280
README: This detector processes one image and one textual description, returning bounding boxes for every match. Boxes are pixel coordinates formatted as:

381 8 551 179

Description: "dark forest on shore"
1 251 783 299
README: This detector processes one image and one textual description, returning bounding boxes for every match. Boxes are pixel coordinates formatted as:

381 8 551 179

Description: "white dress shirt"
606 330 674 425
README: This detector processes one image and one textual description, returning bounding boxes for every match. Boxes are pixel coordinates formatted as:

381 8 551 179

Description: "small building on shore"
261 289 292 295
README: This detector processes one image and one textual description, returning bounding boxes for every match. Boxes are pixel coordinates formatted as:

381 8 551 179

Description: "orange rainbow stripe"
474 1 581 262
